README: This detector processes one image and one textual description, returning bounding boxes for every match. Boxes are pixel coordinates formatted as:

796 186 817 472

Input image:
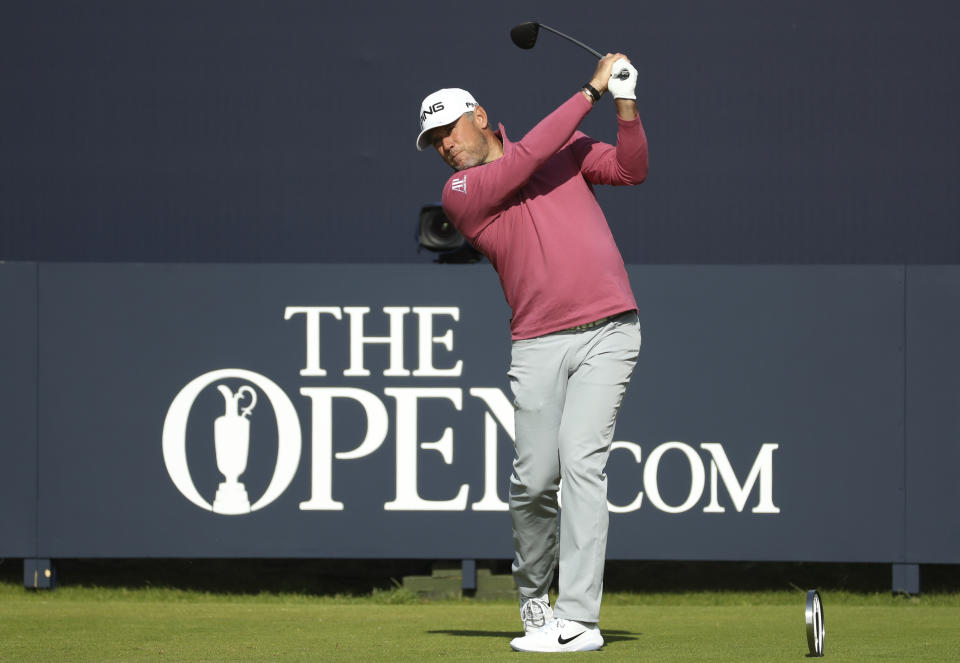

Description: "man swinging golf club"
416 52 647 653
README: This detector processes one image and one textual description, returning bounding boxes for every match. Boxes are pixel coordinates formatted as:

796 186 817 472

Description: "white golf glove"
607 58 637 100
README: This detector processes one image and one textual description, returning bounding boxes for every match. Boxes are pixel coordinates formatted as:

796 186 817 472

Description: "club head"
510 22 540 50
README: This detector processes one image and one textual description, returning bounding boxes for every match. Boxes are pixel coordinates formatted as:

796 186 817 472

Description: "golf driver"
510 21 630 79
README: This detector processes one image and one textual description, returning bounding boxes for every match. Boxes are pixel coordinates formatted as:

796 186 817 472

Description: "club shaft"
538 23 603 59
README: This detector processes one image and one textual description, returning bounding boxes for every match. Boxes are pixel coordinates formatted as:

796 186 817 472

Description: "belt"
563 314 617 333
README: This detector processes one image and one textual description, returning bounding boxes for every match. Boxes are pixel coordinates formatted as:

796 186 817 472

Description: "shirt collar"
495 123 511 152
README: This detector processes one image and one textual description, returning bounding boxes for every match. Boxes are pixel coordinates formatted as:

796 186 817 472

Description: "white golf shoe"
510 617 604 652
519 596 553 633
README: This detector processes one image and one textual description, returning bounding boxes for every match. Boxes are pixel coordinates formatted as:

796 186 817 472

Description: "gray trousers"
508 311 642 623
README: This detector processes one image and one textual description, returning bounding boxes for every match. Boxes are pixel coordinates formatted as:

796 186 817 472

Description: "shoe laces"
520 598 550 630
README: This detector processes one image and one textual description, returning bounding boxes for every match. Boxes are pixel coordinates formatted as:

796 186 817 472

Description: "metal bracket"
24 559 56 590
892 563 920 595
461 559 477 592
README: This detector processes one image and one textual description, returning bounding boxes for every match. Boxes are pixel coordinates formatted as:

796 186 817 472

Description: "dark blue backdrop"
2 1 959 263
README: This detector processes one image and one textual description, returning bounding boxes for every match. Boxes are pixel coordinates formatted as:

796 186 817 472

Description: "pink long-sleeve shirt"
440 92 648 340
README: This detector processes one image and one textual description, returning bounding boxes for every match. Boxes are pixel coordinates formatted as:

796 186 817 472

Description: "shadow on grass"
603 630 642 643
428 630 518 638
428 629 640 643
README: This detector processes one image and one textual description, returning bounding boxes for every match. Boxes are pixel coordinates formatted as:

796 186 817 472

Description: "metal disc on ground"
805 589 825 656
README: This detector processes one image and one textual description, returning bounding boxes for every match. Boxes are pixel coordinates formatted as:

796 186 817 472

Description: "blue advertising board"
0 263 941 563
905 267 960 563
0 264 37 557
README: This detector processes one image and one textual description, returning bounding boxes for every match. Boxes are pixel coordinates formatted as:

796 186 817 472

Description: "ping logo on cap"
420 102 445 125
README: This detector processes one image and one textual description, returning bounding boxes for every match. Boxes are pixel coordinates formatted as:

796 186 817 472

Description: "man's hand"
607 58 637 100
588 52 630 95
588 53 638 120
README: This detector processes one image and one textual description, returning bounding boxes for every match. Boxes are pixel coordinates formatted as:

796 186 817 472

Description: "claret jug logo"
212 384 257 513
162 369 302 515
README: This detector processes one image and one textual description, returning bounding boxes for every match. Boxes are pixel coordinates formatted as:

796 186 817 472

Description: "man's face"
428 112 490 171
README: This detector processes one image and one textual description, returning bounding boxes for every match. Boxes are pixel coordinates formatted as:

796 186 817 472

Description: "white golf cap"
416 88 478 151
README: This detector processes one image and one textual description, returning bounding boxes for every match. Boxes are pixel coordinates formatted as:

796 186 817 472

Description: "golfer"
416 53 647 653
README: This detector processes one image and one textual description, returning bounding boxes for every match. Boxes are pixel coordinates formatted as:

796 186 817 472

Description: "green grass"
2 582 959 662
